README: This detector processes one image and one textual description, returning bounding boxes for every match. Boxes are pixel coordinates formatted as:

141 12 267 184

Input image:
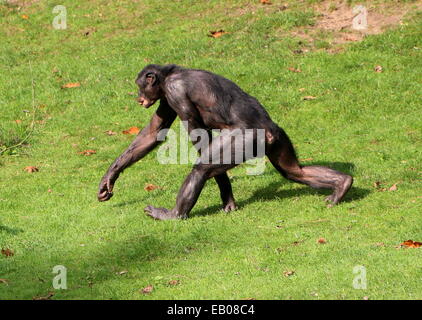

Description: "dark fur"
98 64 353 220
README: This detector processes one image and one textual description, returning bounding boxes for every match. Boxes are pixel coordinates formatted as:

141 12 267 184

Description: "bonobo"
98 64 353 220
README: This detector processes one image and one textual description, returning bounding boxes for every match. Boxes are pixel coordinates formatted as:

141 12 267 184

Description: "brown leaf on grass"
303 96 316 100
78 149 96 156
116 270 128 275
15 119 22 124
105 130 117 136
299 157 314 162
292 241 302 246
208 30 228 38
122 126 140 135
260 0 272 4
61 82 81 89
389 183 398 191
21 14 29 20
283 270 295 277
373 181 381 188
288 67 301 73
24 166 39 173
1 248 14 257
144 183 160 191
0 279 8 285
141 285 154 294
374 65 383 73
317 237 327 244
168 280 180 286
33 292 54 300
400 240 422 248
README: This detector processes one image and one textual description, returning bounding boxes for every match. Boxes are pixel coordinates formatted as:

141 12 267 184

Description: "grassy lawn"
0 0 421 300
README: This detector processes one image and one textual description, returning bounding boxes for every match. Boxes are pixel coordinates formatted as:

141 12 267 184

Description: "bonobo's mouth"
138 99 157 108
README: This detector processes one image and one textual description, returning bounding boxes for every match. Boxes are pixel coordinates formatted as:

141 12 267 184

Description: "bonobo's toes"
325 193 339 208
324 194 335 203
223 202 237 213
144 205 179 220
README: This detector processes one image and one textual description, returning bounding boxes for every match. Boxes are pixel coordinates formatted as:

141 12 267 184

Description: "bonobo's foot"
222 201 237 213
144 205 184 220
325 175 353 208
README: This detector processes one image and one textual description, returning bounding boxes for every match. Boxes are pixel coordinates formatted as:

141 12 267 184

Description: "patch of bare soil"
2 0 39 7
292 0 422 52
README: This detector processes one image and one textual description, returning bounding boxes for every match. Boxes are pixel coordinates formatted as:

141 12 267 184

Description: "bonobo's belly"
196 106 231 130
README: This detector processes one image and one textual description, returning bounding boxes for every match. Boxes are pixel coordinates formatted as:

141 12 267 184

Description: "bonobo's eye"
145 72 156 85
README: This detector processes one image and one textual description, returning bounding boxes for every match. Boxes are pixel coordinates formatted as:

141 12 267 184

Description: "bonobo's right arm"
97 99 177 201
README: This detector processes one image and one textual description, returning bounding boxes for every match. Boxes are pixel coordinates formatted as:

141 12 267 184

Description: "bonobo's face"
135 69 161 108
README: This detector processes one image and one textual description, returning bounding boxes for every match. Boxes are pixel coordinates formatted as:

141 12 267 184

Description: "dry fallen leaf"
15 119 22 124
144 183 160 191
374 65 383 73
208 30 228 38
400 240 422 248
0 279 8 285
260 0 272 4
78 149 96 156
33 292 54 300
105 130 117 136
21 14 29 20
168 280 180 286
141 285 154 294
389 183 398 191
317 237 327 244
24 166 39 173
283 270 295 277
61 82 81 89
288 67 301 73
117 270 128 275
1 248 14 257
122 126 140 135
303 96 317 100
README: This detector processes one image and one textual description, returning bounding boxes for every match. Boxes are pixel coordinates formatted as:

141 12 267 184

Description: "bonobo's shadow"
193 161 370 218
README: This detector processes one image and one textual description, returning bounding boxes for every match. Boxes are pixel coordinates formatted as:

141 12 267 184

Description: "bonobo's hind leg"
266 126 353 206
144 163 236 220
145 134 241 220
215 173 237 212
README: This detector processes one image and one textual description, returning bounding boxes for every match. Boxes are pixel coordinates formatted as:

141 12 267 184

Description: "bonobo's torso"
162 68 275 132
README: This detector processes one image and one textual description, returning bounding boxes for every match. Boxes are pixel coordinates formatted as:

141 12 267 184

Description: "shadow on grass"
193 161 369 218
0 224 24 235
111 161 369 218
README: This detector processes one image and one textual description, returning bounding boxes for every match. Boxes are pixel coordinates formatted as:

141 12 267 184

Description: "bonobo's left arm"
97 99 177 201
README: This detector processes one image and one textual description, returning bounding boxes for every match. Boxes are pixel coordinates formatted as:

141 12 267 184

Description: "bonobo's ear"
145 72 157 85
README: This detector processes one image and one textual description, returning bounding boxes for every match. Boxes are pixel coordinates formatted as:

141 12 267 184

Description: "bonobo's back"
168 65 276 130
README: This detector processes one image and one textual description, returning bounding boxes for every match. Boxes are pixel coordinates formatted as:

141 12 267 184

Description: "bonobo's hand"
97 175 115 202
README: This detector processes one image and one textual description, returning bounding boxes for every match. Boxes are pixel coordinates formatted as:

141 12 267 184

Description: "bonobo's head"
135 64 163 108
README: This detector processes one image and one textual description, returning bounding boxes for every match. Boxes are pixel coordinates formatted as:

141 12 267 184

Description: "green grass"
0 0 421 300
